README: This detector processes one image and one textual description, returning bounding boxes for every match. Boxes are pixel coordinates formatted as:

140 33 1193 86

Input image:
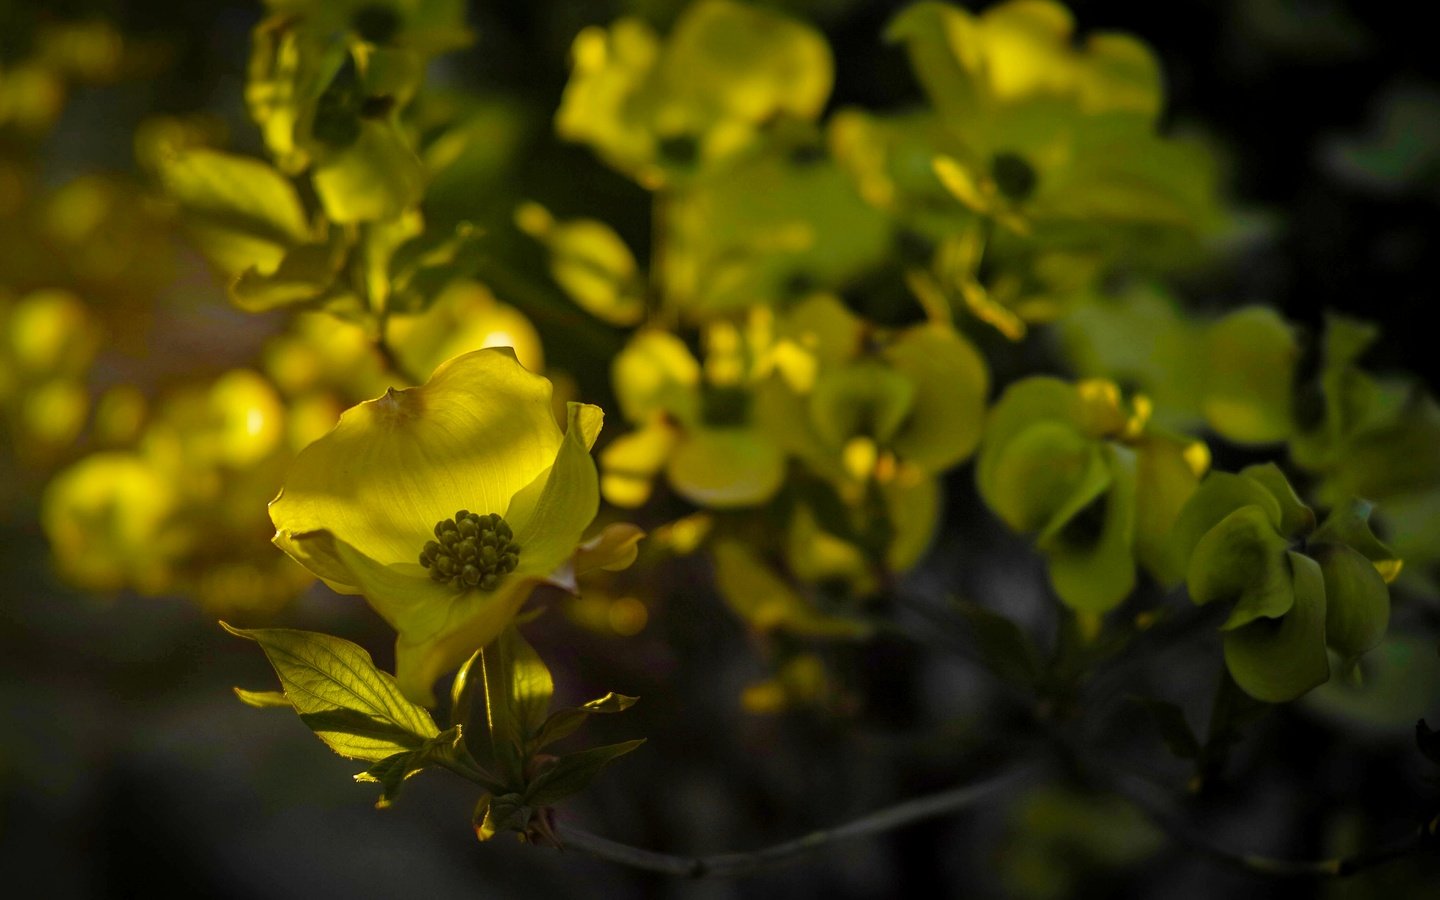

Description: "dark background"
3 1 1439 897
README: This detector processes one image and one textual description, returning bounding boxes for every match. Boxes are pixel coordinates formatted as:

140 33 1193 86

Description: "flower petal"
272 528 362 594
330 539 552 706
612 330 701 425
506 402 604 578
575 523 646 575
977 376 1083 503
885 323 989 472
600 420 678 508
1041 443 1137 614
1224 551 1330 703
270 348 563 569
666 427 786 508
394 574 542 706
983 419 1104 534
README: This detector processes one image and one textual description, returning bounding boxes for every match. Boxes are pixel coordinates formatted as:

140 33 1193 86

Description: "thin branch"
553 764 1032 878
1111 771 1431 879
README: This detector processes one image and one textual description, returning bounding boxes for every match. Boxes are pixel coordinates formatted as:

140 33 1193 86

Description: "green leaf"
312 120 425 223
1133 697 1201 759
1239 463 1315 538
977 378 1087 525
353 725 469 809
475 626 554 781
530 693 640 754
386 222 487 314
229 240 346 312
158 147 311 275
224 623 439 762
1223 551 1331 703
884 2 983 124
523 740 645 808
954 600 1043 688
1035 438 1114 544
983 378 1084 448
1313 543 1390 662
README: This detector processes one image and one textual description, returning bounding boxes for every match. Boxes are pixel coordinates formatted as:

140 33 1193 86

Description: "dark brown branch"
553 764 1032 878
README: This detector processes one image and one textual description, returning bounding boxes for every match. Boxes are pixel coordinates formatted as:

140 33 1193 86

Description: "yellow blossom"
269 348 633 703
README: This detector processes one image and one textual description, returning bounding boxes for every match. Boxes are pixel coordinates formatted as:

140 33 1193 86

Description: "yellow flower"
1 289 101 461
757 294 990 483
258 0 472 52
556 0 832 188
42 451 181 595
889 0 1216 238
269 348 624 704
601 324 787 510
43 368 319 617
385 279 545 378
976 377 1209 612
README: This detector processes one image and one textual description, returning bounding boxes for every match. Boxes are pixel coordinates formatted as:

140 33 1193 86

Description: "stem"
553 764 1030 878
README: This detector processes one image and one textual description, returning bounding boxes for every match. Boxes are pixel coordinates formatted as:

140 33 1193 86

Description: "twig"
553 763 1032 878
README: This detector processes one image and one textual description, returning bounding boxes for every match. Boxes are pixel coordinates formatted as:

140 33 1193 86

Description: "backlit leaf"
530 693 640 753
225 623 440 762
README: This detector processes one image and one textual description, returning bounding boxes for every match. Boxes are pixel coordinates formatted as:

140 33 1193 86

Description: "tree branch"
553 764 1032 878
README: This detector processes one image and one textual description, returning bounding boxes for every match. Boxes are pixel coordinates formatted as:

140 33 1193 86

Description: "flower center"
420 511 521 591
990 152 1038 202
658 134 700 167
351 6 402 44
